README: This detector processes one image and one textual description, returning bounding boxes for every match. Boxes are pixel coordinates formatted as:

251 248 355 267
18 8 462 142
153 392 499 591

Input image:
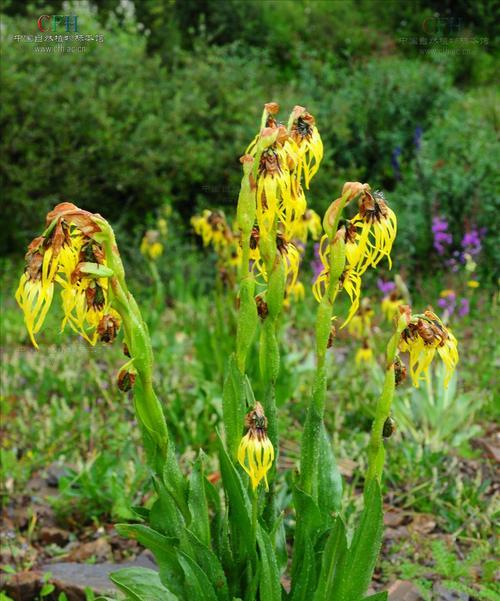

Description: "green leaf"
291 485 329 585
317 424 343 515
182 529 230 601
115 524 184 597
222 355 246 458
217 432 255 564
178 553 219 601
149 477 185 539
110 567 178 601
289 532 315 601
78 262 114 277
339 479 384 601
363 593 388 600
313 518 348 601
188 453 211 548
256 526 282 601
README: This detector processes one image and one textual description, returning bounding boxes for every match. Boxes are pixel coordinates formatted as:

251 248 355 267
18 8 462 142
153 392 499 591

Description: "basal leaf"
110 567 178 601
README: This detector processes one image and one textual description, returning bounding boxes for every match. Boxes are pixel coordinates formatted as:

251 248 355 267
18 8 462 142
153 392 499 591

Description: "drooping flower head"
16 203 120 347
237 402 274 491
313 182 397 327
350 189 397 274
399 310 458 387
287 105 323 189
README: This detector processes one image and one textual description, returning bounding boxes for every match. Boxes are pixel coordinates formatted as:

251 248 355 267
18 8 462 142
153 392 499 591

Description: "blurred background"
0 1 498 599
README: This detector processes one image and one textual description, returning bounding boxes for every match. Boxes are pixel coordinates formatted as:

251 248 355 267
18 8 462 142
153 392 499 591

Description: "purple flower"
391 146 402 179
432 216 453 255
461 228 483 257
414 126 423 150
311 242 323 282
458 298 470 317
377 278 396 297
437 291 457 315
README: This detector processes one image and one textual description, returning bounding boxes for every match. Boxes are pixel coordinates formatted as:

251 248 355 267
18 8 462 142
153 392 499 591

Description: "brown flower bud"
117 369 135 392
394 356 407 387
123 342 131 357
342 182 370 201
255 295 269 320
264 102 280 115
97 314 120 343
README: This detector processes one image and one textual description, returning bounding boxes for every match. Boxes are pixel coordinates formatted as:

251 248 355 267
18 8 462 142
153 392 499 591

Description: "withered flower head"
97 313 121 343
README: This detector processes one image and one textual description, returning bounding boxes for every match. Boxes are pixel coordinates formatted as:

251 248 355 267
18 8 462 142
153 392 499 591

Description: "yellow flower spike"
399 310 459 388
237 402 274 491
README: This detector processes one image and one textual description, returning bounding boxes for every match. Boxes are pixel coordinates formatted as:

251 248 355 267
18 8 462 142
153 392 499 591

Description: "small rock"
66 537 111 562
384 508 405 527
409 513 436 535
385 526 409 540
42 555 157 600
1 570 43 601
433 583 468 601
39 526 71 546
388 579 423 601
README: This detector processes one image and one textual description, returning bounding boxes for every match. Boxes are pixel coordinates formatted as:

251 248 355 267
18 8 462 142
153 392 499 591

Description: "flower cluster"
313 183 397 326
16 203 120 348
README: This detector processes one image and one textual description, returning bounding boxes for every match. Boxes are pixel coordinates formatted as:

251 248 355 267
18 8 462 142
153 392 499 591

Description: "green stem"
365 319 406 486
299 234 345 497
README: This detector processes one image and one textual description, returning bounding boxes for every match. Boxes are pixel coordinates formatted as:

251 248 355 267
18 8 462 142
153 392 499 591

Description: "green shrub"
393 88 499 274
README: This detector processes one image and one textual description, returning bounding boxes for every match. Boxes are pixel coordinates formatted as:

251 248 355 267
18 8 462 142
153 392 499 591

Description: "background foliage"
1 0 498 276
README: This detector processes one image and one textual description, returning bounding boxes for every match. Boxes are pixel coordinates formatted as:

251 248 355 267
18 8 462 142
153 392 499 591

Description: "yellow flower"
288 106 323 189
15 229 81 348
256 143 292 236
237 402 274 491
467 280 479 289
381 295 405 322
347 300 374 338
399 311 459 387
290 208 322 244
252 232 300 293
140 230 163 261
191 210 233 252
349 191 397 274
355 345 374 366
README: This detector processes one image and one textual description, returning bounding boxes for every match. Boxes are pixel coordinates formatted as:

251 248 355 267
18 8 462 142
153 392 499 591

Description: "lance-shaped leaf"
256 526 282 601
114 524 184 597
318 424 343 515
217 432 255 564
337 479 384 601
110 567 178 601
188 453 211 548
178 552 219 601
222 355 246 458
313 517 348 601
